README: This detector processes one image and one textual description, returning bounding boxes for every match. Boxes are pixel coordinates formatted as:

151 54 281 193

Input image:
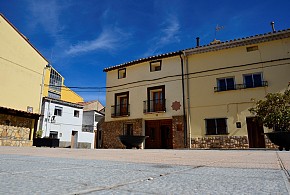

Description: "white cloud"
143 15 180 57
159 16 180 45
65 28 126 55
28 0 66 37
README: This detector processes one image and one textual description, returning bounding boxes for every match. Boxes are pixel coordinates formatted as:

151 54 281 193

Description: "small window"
118 68 126 79
74 110 79 118
54 106 62 116
49 131 58 139
246 46 258 52
243 73 263 88
216 77 235 91
150 60 162 72
177 124 182 131
205 118 227 135
48 91 61 99
124 124 133 135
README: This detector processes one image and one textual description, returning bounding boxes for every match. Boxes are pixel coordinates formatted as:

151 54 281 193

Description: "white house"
82 110 104 148
40 97 95 149
79 100 105 148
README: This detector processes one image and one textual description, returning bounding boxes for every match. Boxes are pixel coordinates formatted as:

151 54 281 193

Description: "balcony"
111 104 130 117
214 81 268 92
143 99 166 113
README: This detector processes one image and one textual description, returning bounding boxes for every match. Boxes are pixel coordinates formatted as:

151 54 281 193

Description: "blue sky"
1 0 290 105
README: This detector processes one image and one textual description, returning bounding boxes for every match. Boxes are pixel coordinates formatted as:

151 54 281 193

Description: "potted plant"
249 87 290 151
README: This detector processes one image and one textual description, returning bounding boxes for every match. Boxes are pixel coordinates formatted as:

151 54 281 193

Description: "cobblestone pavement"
0 146 289 195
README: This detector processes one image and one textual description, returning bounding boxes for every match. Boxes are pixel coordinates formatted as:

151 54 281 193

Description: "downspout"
38 64 51 132
179 54 187 148
183 51 192 149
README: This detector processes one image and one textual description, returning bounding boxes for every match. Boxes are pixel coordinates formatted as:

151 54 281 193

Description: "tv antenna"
215 24 224 40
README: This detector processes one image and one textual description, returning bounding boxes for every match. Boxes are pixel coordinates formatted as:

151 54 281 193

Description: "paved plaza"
0 147 289 194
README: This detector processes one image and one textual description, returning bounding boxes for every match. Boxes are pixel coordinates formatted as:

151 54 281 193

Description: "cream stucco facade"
105 55 184 121
103 28 290 149
104 54 186 149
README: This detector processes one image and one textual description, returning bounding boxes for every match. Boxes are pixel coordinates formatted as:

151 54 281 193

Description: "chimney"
270 21 276 33
196 37 200 47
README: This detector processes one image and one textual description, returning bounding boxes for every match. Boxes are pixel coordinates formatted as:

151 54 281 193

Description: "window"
54 106 62 116
205 118 227 135
74 110 79 117
49 131 58 139
49 69 62 92
112 92 129 117
243 73 263 88
118 68 126 79
246 45 258 52
123 124 133 135
216 77 235 91
150 60 162 72
48 91 61 99
144 85 165 113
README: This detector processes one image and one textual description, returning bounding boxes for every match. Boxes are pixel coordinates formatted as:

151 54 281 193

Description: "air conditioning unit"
51 115 56 123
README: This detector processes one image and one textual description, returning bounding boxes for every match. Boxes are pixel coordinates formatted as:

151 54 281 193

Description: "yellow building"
184 29 290 149
0 13 49 146
42 67 83 103
103 28 290 149
0 13 83 147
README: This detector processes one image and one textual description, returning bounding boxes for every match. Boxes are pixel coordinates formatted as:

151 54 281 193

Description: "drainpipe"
37 64 51 138
179 54 187 148
183 51 192 149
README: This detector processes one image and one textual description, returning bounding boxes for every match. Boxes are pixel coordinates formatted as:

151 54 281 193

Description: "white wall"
40 100 95 148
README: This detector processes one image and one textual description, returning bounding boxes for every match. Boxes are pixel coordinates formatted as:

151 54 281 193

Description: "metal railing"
143 99 166 113
111 104 130 117
214 81 268 92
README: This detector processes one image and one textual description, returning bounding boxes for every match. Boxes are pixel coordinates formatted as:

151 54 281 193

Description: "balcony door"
120 96 128 116
146 85 165 113
153 91 163 112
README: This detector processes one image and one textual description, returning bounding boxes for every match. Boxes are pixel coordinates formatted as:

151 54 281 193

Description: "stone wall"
172 116 185 148
0 125 32 146
0 114 34 147
191 135 277 149
102 118 142 148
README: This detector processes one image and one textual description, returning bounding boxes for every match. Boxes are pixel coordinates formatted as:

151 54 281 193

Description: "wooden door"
145 120 172 149
161 125 173 149
71 131 78 148
246 117 265 148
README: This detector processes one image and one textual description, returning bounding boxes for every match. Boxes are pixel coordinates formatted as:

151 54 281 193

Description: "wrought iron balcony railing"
214 81 268 92
111 104 130 117
143 99 166 113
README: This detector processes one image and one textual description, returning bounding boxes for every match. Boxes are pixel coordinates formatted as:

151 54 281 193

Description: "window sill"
205 133 229 136
111 115 130 118
143 111 166 114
